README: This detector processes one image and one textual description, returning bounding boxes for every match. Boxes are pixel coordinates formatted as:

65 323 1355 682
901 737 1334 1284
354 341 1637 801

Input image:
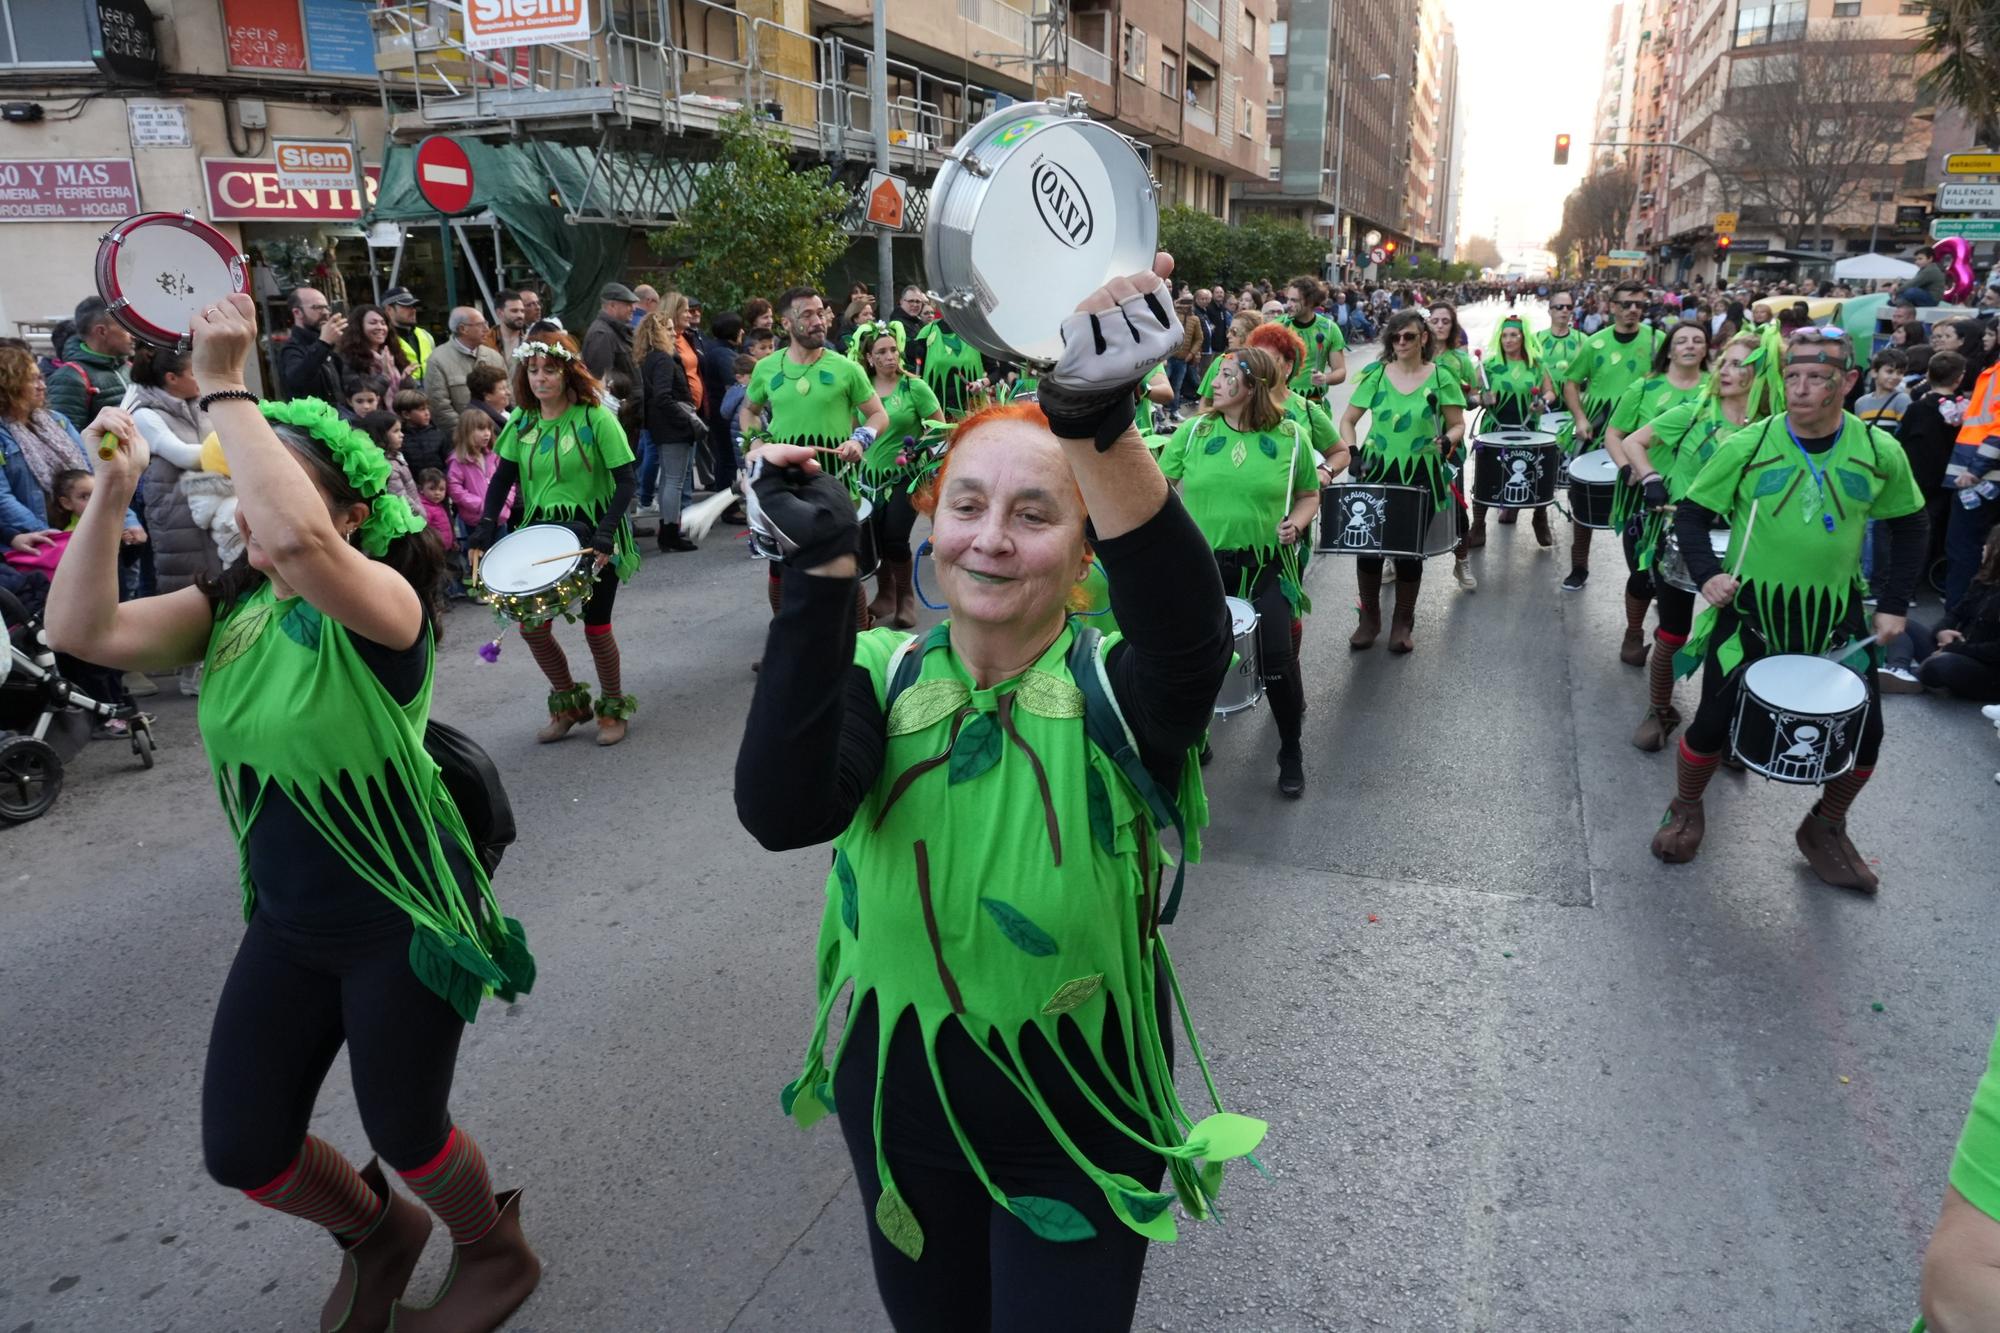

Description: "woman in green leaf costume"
1337 308 1469 652
739 258 1264 1332
1600 323 1713 669
1559 280 1667 592
45 294 540 1333
1614 333 1766 752
1158 345 1328 797
917 318 990 419
1467 316 1558 549
856 321 945 630
467 332 640 746
1651 327 1929 894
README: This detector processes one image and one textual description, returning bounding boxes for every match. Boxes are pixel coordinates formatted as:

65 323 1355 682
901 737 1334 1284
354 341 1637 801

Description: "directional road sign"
1931 217 2000 241
1937 183 2000 212
1944 153 2000 176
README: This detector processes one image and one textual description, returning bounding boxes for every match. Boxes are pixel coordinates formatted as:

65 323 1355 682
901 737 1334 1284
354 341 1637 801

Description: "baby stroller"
0 586 155 824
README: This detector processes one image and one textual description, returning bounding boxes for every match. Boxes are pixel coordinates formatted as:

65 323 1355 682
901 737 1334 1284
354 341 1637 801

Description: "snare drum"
1656 527 1731 594
1471 430 1560 509
1214 596 1262 716
924 95 1158 366
1730 655 1869 785
472 524 599 626
95 213 247 345
1538 411 1575 455
1566 450 1620 529
1315 483 1458 559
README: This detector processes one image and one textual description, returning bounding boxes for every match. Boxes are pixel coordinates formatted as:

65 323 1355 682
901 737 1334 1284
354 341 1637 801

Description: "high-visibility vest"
397 326 437 383
1960 364 2000 446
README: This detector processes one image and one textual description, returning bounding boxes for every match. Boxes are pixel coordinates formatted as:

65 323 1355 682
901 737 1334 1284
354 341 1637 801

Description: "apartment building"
1402 0 1453 250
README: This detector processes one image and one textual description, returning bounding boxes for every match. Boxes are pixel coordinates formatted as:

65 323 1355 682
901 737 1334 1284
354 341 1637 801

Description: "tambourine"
923 94 1157 368
95 212 247 347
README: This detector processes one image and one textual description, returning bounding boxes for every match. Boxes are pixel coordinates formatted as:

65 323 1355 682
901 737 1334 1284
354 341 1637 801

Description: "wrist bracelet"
199 389 260 412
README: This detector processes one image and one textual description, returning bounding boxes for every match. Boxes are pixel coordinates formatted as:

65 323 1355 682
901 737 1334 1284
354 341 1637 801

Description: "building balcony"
1067 41 1114 85
1185 100 1217 136
1189 0 1221 40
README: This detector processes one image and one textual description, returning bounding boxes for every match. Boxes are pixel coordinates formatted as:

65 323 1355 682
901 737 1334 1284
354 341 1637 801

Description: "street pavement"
4 301 1997 1332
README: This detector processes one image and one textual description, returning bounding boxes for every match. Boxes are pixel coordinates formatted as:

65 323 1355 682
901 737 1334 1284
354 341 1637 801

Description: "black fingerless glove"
1036 380 1139 454
745 459 859 568
468 520 498 553
1642 475 1669 509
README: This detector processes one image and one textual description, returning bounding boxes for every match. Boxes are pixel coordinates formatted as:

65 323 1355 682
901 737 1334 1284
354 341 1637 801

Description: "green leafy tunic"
918 326 988 419
199 584 534 1022
1157 412 1319 615
784 624 1259 1250
1674 412 1925 677
1280 314 1346 397
1562 326 1666 431
857 374 944 499
746 349 875 448
1434 346 1479 402
494 402 639 582
1535 327 1587 389
1634 396 1745 573
1607 373 1709 531
1347 361 1466 507
1484 356 1548 428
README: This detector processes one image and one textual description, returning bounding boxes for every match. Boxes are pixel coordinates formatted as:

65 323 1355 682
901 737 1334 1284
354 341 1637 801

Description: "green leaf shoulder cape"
1672 411 1924 678
1347 360 1465 507
199 584 534 1022
783 622 1264 1251
494 401 639 582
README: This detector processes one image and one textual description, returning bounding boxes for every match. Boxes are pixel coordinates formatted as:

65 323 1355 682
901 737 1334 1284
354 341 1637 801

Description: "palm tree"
1916 0 2000 147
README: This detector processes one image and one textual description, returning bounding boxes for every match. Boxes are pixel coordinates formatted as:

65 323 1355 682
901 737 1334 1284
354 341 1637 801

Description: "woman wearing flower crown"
45 292 542 1333
468 331 640 746
852 318 945 628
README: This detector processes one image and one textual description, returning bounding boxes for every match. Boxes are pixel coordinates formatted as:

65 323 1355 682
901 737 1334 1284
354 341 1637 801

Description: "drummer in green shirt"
1559 280 1666 592
1280 275 1347 402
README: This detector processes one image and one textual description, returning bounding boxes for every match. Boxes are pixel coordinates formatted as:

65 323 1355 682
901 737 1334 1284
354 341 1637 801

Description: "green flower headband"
849 318 906 359
259 398 429 557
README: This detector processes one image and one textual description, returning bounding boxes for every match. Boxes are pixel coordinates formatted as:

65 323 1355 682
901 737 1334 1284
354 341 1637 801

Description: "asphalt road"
4 301 1997 1332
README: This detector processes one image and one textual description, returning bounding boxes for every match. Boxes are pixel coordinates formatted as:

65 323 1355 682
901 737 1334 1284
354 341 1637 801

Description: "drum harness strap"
883 622 1196 925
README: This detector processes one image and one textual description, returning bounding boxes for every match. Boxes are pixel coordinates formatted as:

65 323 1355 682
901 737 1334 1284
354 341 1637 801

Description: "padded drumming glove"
1039 277 1181 451
467 519 498 554
1641 474 1669 509
744 455 860 569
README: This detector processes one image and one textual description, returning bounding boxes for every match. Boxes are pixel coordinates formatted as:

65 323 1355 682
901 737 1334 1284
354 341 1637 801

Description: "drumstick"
469 549 482 583
1729 499 1758 578
530 548 595 566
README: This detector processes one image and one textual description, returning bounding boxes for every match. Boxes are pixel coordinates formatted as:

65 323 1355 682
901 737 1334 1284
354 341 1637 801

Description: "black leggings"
1681 610 1885 767
201 913 465 1189
870 486 920 564
1621 516 1653 601
581 565 619 627
1655 581 1695 640
1215 548 1306 742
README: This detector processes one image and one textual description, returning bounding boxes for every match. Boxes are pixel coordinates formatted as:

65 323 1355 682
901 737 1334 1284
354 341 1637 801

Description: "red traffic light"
1716 234 1732 252
1384 239 1399 255
1554 133 1571 166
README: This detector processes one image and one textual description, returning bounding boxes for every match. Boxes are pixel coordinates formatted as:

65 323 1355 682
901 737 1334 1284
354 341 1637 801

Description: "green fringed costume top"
746 349 876 448
199 584 535 1022
783 623 1264 1251
1433 346 1479 401
1606 373 1709 530
1280 314 1346 397
1632 395 1745 573
1674 412 1924 678
1347 360 1466 508
1536 326 1587 388
1157 412 1319 616
1562 324 1665 428
494 402 639 582
918 326 987 419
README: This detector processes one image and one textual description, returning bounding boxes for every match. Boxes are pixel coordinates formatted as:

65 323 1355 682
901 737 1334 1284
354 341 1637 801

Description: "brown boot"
1466 507 1488 548
887 556 918 629
321 1160 430 1333
1350 564 1382 649
1498 507 1520 526
1795 805 1880 893
1531 507 1552 546
1387 578 1419 654
1631 704 1682 753
1650 797 1706 863
391 1189 542 1333
535 684 593 743
594 693 636 747
867 569 897 624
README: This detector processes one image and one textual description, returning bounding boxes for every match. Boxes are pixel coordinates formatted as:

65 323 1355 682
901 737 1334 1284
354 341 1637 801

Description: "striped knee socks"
519 624 575 692
244 1136 384 1241
1817 766 1874 824
397 1126 499 1246
1676 738 1720 804
584 623 621 697
1650 631 1684 712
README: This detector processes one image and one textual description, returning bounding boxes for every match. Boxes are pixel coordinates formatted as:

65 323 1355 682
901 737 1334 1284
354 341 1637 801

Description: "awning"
1833 253 1917 281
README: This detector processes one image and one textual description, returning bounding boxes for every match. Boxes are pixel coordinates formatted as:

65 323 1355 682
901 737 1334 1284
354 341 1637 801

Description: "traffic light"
1716 234 1732 255
1384 239 1399 257
1554 133 1571 166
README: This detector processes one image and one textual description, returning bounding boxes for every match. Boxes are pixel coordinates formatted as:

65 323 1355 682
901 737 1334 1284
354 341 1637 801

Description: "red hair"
1247 322 1306 375
509 331 603 411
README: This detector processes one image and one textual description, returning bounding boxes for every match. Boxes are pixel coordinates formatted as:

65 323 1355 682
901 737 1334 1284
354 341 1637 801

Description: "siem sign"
463 0 589 51
203 157 380 221
272 138 359 193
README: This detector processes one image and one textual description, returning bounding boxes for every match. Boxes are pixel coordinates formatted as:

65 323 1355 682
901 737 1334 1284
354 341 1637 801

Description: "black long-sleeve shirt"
735 493 1230 851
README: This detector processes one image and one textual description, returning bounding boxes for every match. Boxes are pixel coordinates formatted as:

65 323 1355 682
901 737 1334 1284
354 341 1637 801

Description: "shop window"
223 0 378 77
0 0 94 66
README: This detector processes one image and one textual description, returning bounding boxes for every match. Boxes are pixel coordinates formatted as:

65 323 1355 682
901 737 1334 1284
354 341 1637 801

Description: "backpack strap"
882 622 950 709
1066 625 1193 926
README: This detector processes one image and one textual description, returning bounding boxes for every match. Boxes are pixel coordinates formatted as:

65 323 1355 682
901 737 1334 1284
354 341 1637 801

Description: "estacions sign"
202 157 381 221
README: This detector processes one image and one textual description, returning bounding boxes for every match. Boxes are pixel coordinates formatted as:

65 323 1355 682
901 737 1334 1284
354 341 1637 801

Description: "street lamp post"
1329 69 1392 280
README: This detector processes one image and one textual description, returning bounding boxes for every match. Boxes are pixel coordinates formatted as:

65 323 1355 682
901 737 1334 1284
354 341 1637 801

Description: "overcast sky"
1445 0 1614 261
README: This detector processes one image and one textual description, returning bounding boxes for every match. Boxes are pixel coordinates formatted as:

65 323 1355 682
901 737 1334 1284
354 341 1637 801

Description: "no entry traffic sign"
414 136 474 216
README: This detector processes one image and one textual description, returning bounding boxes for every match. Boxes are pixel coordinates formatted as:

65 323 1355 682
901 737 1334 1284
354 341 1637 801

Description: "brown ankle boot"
1387 579 1419 654
1631 704 1682 752
1498 507 1520 526
867 570 897 624
535 685 593 743
1350 565 1382 649
391 1189 542 1333
1796 805 1880 893
1650 797 1706 863
1531 507 1552 546
886 556 918 629
1466 508 1488 547
321 1160 430 1333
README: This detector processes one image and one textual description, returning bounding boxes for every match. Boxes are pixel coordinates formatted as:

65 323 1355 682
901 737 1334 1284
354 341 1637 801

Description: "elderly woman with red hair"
735 260 1264 1331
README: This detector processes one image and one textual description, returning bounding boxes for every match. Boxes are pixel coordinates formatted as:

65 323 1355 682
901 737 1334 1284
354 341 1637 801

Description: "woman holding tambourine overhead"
467 332 640 746
1338 308 1468 654
736 256 1264 1333
1159 345 1330 798
44 292 541 1333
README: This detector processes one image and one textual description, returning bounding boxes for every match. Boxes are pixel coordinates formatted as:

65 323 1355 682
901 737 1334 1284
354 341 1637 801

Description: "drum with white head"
1730 654 1870 785
1213 596 1263 716
473 523 600 627
1565 449 1620 529
94 213 248 346
924 95 1158 367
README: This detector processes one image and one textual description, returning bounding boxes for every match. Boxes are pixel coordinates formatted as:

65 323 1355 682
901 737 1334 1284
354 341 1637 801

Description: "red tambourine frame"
94 212 248 346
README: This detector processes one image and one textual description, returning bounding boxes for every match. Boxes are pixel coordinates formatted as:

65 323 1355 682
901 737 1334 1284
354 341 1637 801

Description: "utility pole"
872 0 893 305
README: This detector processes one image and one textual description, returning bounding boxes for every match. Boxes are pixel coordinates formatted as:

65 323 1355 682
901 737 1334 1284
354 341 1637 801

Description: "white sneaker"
1453 558 1478 592
633 501 661 519
1982 704 2000 722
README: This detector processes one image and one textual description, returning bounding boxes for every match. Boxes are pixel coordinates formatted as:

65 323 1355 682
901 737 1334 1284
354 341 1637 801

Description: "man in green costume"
1649 327 1928 893
1560 279 1665 591
1281 274 1347 401
1536 289 1587 392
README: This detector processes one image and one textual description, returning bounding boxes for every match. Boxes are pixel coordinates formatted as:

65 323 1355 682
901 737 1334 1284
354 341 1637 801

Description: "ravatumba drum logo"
1337 491 1388 550
1029 156 1094 249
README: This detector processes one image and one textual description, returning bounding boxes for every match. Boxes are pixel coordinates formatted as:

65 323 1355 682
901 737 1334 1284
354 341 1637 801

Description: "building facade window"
1269 19 1287 56
1832 0 1860 16
1122 23 1147 80
1732 2 1805 47
1241 10 1255 51
1161 48 1179 97
0 0 93 66
1241 97 1254 137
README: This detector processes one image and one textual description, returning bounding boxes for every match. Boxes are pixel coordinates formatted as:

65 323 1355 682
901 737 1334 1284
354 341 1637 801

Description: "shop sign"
90 0 161 81
203 157 380 221
0 159 139 222
273 138 359 193
127 101 191 149
223 0 306 70
464 0 590 52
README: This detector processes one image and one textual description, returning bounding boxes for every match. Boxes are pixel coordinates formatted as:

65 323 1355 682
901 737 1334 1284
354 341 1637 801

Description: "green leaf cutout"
1013 670 1085 720
948 712 1002 784
1086 767 1117 858
210 600 275 672
818 368 836 385
979 897 1058 956
875 1185 925 1261
769 373 785 393
1202 431 1227 455
1751 465 1794 498
278 601 322 653
1104 1172 1179 1242
1229 438 1247 469
491 916 537 999
1837 467 1874 503
834 848 860 937
536 432 556 456
1007 1195 1097 1243
886 679 969 736
1392 411 1413 434
1040 972 1105 1016
780 1074 834 1129
1259 433 1278 459
408 929 488 1024
1188 1111 1269 1161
